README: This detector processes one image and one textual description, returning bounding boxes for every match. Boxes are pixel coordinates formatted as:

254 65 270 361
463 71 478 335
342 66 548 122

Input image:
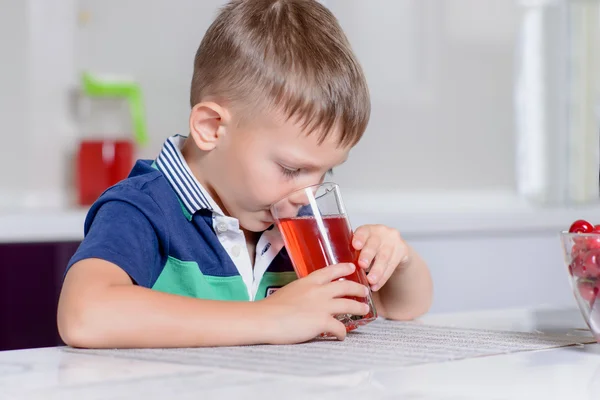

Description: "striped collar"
156 135 223 216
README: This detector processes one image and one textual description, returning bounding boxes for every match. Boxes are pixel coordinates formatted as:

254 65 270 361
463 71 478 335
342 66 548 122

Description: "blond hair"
190 0 370 147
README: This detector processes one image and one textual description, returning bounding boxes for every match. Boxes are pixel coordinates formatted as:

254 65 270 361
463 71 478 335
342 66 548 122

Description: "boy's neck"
244 230 262 261
181 137 262 247
181 137 226 213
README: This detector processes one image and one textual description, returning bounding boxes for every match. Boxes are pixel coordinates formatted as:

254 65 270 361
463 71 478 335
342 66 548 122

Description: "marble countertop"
0 306 598 399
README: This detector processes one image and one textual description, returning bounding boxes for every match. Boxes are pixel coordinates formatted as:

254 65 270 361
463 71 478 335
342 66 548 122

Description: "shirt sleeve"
65 184 169 288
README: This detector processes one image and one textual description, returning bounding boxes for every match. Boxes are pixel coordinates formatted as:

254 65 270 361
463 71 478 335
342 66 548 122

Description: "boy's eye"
280 165 301 178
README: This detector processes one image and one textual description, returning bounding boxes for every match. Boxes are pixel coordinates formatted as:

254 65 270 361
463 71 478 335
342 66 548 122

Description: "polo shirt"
66 135 298 301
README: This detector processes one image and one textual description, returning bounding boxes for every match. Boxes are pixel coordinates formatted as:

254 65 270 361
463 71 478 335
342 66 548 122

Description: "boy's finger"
329 299 370 316
310 263 355 284
371 262 397 292
326 279 369 298
325 318 347 341
352 225 372 250
366 245 393 287
357 236 381 269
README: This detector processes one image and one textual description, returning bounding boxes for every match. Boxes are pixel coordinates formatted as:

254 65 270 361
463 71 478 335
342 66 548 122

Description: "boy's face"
208 109 351 232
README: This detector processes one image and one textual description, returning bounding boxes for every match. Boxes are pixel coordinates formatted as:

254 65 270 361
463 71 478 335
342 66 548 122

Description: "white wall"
329 0 520 193
346 197 594 314
0 1 29 192
404 232 574 313
0 0 524 202
0 0 77 208
76 0 228 163
0 0 583 314
72 0 521 195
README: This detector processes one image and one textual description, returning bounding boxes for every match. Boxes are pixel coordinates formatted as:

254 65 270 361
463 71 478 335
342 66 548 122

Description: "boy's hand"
352 224 410 292
260 263 370 344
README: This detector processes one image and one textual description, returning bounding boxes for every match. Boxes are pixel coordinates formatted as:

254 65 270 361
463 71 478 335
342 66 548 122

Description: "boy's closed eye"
279 165 302 178
279 165 334 179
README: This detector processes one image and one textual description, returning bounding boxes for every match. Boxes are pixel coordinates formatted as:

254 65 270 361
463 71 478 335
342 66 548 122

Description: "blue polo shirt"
66 135 297 301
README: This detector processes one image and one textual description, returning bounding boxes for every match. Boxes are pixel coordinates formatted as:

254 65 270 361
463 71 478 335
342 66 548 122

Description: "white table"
1 306 598 400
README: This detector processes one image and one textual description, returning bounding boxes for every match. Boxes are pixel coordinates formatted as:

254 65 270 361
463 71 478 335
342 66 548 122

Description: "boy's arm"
371 245 433 321
58 259 369 348
58 259 268 348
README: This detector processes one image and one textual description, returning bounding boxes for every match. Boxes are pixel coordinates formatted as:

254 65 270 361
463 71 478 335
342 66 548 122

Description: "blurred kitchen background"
2 0 600 350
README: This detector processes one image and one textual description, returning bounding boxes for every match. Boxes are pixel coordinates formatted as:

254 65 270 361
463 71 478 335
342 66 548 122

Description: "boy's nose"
287 189 312 207
271 186 320 220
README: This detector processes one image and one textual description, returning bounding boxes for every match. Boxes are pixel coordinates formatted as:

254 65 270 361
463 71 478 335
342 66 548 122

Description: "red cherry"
572 244 587 259
578 280 599 307
594 225 600 233
574 238 588 250
587 236 600 249
570 219 594 233
571 255 587 278
583 249 600 279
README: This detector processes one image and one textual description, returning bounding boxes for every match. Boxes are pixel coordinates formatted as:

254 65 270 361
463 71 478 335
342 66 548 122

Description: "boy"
57 0 433 348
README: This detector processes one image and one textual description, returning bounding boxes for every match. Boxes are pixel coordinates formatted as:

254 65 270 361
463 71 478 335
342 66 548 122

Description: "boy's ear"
188 102 231 151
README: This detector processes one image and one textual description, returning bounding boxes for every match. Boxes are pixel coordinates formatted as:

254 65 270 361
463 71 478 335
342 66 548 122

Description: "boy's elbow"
407 299 433 321
57 302 99 349
379 291 434 321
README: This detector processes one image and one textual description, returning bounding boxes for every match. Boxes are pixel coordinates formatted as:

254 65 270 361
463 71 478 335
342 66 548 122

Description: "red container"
76 139 134 206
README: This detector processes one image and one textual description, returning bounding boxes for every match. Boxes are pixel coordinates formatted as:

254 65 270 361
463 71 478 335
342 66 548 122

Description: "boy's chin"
240 217 274 233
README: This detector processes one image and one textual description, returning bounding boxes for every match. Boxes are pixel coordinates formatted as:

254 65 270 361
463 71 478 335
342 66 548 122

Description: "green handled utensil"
81 72 149 146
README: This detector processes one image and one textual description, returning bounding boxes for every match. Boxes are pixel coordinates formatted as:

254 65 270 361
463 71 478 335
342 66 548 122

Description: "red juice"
278 215 377 330
76 139 134 206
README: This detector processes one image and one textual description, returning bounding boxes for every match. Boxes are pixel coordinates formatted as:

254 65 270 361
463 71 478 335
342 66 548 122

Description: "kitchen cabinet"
0 242 80 351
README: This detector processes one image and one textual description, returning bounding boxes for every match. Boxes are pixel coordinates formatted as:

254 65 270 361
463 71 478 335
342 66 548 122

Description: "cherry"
572 244 587 259
587 235 600 249
570 219 594 233
594 225 600 233
583 249 600 279
573 238 588 250
570 255 587 278
578 280 599 307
